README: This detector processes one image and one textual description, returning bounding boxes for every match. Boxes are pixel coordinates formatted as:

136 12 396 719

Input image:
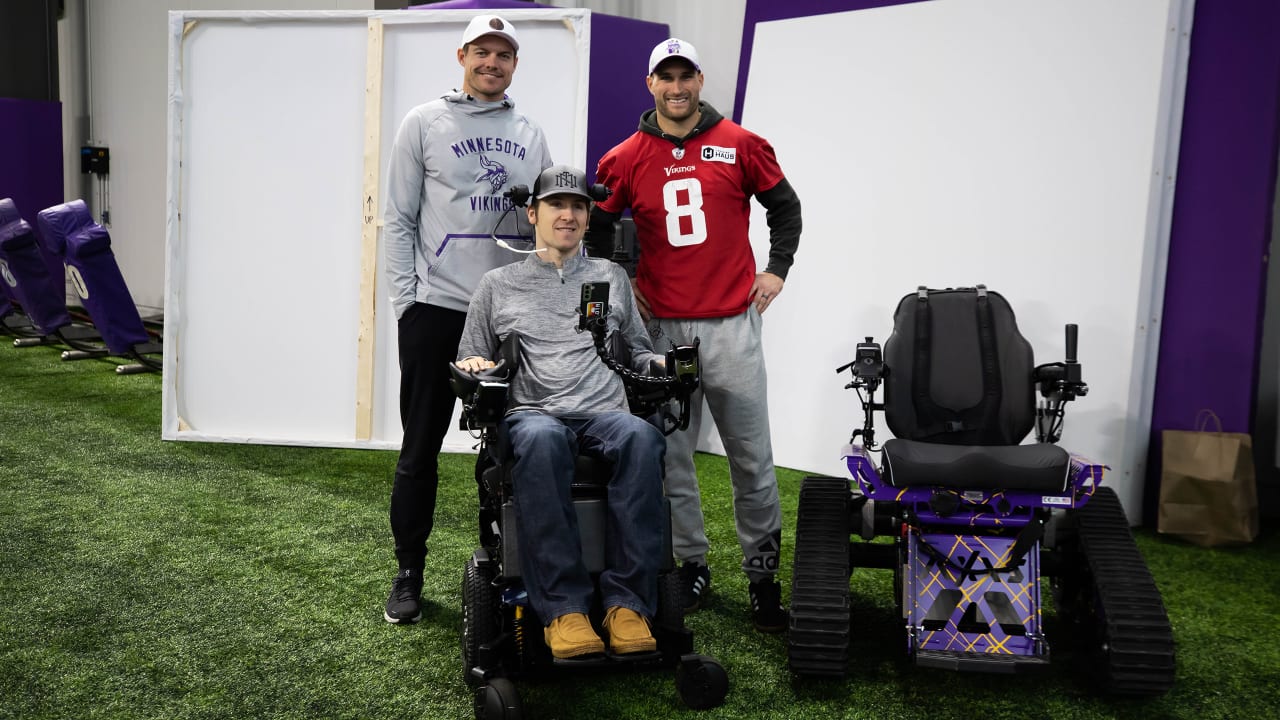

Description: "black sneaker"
384 568 423 624
748 577 788 633
677 562 711 613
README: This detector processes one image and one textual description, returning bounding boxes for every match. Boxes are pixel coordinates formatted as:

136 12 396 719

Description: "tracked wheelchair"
787 285 1175 695
448 281 728 720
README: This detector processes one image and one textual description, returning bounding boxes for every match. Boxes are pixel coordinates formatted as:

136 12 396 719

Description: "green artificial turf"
1 344 1277 719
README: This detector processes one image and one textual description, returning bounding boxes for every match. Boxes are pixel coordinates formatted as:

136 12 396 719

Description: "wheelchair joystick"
1033 323 1089 443
838 336 886 451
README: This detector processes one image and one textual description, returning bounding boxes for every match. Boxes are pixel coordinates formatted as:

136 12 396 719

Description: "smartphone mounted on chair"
579 282 610 331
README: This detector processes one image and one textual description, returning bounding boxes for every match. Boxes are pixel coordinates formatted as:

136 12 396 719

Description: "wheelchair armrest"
448 359 510 399
449 360 512 429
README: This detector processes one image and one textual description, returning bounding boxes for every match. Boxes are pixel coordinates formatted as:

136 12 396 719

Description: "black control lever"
839 336 885 451
1035 323 1087 400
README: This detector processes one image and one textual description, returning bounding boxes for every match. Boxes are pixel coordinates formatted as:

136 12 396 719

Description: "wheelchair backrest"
883 286 1034 445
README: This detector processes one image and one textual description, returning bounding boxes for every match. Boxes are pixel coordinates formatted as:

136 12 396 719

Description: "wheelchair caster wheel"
473 678 523 720
675 654 728 710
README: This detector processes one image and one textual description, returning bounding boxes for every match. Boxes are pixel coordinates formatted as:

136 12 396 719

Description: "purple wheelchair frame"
790 292 1174 692
843 443 1106 666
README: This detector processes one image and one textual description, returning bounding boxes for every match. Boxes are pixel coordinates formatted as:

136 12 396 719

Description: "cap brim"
535 190 592 201
464 31 518 51
650 56 699 75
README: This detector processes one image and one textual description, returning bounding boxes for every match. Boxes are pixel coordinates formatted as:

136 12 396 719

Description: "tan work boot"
543 612 605 659
603 606 657 655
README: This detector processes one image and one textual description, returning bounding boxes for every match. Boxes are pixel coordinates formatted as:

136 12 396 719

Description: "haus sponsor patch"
700 145 736 164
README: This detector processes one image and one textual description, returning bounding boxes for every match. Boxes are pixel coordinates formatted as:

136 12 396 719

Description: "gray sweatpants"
652 308 782 582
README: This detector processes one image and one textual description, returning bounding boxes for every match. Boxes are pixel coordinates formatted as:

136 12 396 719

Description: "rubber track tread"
788 476 852 677
1076 486 1176 695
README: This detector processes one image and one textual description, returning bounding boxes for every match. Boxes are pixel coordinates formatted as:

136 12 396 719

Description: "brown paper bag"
1158 410 1259 547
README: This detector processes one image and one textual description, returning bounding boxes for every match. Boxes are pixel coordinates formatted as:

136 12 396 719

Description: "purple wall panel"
1145 0 1280 518
411 0 667 181
583 13 668 182
0 97 65 284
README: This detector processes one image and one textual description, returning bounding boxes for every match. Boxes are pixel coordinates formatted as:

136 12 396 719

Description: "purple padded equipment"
0 197 71 335
1 197 24 313
37 200 150 355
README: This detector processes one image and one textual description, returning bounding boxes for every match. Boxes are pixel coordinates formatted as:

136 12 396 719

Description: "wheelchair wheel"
462 556 499 686
656 569 686 632
787 476 852 677
1073 487 1176 696
675 654 728 710
473 677 523 720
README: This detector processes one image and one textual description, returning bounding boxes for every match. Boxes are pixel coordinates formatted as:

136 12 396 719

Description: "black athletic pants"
390 302 467 571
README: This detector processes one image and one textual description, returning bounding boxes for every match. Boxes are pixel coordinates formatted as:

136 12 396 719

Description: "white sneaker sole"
384 610 422 624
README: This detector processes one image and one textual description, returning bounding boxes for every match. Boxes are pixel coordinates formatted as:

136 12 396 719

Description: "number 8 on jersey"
662 178 707 247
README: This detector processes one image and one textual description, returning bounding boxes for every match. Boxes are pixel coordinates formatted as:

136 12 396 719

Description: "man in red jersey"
583 38 802 633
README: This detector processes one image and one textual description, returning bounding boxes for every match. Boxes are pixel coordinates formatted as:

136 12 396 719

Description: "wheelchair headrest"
883 285 1035 446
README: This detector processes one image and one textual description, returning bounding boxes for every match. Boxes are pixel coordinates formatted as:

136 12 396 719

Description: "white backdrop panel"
171 18 368 443
164 10 589 447
738 0 1187 520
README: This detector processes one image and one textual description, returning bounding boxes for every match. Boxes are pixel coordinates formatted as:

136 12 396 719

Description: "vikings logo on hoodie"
476 154 509 194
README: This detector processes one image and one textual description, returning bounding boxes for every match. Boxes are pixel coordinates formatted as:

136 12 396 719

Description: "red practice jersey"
596 119 785 319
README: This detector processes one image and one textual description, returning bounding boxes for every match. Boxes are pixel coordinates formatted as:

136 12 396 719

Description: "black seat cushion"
491 453 612 496
881 438 1070 492
572 453 611 489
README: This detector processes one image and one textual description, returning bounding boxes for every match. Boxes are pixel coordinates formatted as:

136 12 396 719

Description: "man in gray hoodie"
382 14 553 624
455 165 665 659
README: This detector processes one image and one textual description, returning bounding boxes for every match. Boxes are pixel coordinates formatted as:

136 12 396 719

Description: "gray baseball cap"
533 165 593 201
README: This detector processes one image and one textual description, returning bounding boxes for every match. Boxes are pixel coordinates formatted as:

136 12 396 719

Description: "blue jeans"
497 410 666 625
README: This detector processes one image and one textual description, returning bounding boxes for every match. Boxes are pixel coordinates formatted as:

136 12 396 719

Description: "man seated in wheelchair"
454 165 666 660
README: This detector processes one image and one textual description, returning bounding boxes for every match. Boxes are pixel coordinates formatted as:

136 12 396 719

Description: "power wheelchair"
448 282 728 720
787 286 1175 695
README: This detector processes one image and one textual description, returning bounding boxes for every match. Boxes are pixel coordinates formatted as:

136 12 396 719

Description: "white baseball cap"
648 38 701 75
461 14 519 52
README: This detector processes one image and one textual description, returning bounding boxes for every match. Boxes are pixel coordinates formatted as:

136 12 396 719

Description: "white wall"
57 1 89 214
61 0 374 315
